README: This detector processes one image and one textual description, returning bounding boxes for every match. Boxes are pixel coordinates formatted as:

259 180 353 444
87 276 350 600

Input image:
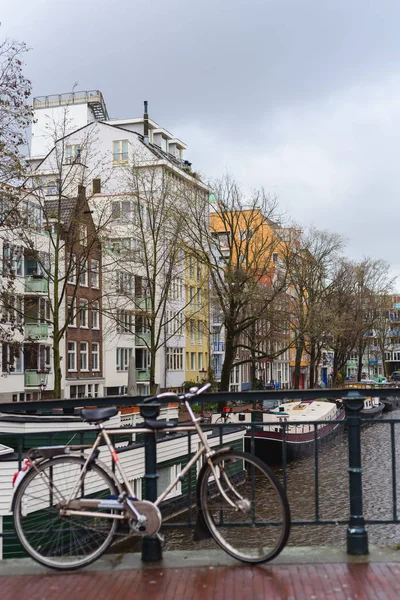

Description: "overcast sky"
2 0 400 285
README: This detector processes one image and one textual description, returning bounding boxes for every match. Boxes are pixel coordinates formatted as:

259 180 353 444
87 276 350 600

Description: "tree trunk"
309 343 316 388
357 341 363 382
293 340 304 389
150 345 157 395
53 338 62 399
219 331 235 410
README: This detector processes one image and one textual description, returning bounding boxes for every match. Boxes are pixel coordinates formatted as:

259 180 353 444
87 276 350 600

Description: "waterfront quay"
1 548 400 599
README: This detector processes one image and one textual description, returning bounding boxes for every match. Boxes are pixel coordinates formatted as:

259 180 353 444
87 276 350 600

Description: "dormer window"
66 144 81 163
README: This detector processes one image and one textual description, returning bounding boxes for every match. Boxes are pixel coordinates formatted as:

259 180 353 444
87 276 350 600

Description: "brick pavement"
2 561 400 600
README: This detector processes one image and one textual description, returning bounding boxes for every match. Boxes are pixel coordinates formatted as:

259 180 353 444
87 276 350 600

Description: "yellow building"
184 252 210 385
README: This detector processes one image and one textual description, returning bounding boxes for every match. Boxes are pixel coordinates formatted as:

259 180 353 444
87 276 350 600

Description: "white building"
28 90 209 398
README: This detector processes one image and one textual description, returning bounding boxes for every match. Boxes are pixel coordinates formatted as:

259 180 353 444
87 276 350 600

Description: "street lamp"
38 370 48 400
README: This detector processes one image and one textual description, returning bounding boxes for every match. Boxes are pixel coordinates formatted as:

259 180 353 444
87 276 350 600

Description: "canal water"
119 408 400 553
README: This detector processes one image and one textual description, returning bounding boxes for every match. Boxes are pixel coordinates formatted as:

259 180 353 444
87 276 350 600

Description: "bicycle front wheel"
13 456 118 570
199 450 290 563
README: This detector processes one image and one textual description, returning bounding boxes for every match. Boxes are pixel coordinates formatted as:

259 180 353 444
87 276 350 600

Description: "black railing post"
139 402 162 562
343 391 369 555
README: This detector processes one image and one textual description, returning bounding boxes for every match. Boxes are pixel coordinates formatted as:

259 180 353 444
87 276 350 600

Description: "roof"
45 196 79 228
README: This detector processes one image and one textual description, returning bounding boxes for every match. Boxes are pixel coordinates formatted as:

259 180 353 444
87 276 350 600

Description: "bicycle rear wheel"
199 450 290 563
13 456 118 570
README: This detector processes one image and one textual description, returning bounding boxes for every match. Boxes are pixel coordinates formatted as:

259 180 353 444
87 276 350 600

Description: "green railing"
24 370 48 387
24 277 48 293
135 297 151 311
136 369 150 381
135 332 151 346
24 323 49 340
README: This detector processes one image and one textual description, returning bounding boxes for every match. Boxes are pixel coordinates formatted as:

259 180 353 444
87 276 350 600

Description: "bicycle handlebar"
143 382 212 404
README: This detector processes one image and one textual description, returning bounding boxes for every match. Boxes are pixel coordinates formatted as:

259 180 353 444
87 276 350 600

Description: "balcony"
135 332 151 347
25 323 49 340
136 369 150 381
25 276 48 294
24 370 49 387
212 341 225 352
135 297 151 312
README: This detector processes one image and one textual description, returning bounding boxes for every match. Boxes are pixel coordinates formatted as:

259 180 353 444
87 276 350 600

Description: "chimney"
143 100 149 145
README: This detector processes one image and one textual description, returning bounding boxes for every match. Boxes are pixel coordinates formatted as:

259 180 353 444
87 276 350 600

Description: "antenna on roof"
143 101 149 145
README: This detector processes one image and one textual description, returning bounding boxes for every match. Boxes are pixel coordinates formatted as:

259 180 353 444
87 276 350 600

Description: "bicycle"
11 383 291 571
214 405 234 424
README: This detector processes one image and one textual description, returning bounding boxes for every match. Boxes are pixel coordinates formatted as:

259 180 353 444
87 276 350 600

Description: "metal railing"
1 387 400 562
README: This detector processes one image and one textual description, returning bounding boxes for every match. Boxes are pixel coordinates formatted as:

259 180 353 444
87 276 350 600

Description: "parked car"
391 371 400 381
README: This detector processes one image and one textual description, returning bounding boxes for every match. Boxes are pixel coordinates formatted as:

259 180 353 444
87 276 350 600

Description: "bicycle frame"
63 399 241 519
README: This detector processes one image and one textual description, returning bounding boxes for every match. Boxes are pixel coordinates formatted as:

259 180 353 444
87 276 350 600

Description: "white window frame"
116 347 132 371
68 341 77 372
80 342 88 371
112 140 129 163
79 300 88 328
67 297 76 327
92 342 100 371
90 259 99 288
92 301 100 329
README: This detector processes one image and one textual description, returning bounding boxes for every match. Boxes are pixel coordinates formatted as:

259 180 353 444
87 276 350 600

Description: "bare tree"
328 258 394 385
183 175 289 391
282 227 344 388
102 150 207 393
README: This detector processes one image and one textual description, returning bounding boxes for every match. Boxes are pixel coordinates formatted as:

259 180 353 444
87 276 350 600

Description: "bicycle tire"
13 455 118 570
199 450 290 563
215 416 232 424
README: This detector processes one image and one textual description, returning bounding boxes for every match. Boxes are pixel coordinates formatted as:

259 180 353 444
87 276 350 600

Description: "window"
113 140 129 163
67 297 76 326
92 178 101 194
157 464 181 499
116 309 133 333
116 271 132 293
189 255 194 278
197 288 202 311
198 352 203 371
166 347 183 370
46 181 59 196
79 266 88 286
79 224 88 244
190 287 195 312
170 278 183 301
116 347 132 371
108 238 131 255
67 255 76 284
80 342 88 371
92 342 100 371
66 144 81 162
190 320 195 344
197 259 201 281
198 321 202 344
191 352 196 371
111 200 131 221
68 342 77 371
2 344 23 373
3 244 23 276
91 301 100 329
90 259 99 288
272 253 278 263
79 300 88 328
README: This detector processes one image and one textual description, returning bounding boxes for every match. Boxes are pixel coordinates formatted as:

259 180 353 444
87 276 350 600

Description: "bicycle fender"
194 446 232 542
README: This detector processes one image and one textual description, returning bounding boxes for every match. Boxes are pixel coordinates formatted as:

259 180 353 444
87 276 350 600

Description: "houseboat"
245 399 345 463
